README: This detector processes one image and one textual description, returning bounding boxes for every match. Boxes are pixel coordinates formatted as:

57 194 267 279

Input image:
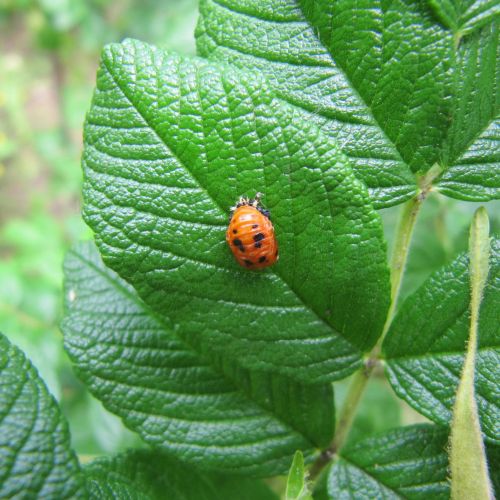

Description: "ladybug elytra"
226 193 278 270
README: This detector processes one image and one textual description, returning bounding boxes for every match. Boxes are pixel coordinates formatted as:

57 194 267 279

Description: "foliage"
0 0 498 498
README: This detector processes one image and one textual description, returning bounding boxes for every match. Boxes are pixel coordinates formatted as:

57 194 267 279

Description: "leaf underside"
0 334 85 499
383 238 500 444
62 242 335 476
82 38 390 384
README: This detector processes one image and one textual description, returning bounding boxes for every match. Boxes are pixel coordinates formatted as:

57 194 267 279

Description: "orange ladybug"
226 193 279 269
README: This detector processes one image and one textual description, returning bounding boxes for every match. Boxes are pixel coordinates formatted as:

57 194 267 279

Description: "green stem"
330 367 370 453
309 167 441 480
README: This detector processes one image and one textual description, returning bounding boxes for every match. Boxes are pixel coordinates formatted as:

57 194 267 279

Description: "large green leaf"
62 242 334 476
325 425 450 499
85 449 278 499
196 0 416 208
82 38 390 383
383 238 499 443
0 333 85 499
196 0 499 205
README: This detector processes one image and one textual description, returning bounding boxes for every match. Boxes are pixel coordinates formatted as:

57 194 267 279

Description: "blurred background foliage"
0 0 498 462
0 0 198 458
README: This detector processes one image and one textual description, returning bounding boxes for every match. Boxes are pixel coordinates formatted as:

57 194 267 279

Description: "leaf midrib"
98 45 356 352
0 348 57 498
204 0 408 168
334 456 402 497
211 0 496 176
70 248 321 447
386 345 499 361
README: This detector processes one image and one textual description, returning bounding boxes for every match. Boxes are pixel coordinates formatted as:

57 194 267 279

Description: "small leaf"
460 1 499 34
286 451 312 500
383 238 499 443
436 21 499 202
428 0 461 30
438 118 500 201
326 425 451 499
449 207 493 500
429 0 499 34
85 448 278 499
62 242 335 476
0 333 85 499
82 39 390 383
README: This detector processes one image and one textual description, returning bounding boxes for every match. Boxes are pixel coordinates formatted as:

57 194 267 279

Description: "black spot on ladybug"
233 229 237 234
233 238 245 252
253 233 265 242
259 256 266 263
252 224 258 229
244 259 253 267
254 242 262 248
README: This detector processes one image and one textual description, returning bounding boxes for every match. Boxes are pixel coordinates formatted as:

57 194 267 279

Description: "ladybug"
226 193 279 269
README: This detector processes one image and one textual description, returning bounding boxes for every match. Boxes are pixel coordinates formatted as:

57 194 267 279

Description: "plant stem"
309 167 440 480
330 366 370 453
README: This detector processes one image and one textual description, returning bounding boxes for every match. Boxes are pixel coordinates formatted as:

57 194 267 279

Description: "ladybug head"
258 207 271 219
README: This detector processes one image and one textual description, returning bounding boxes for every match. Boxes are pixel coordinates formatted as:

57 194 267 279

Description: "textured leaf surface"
196 0 499 205
196 0 416 207
326 425 451 499
429 0 499 33
0 333 85 499
82 38 390 383
438 118 500 201
62 242 335 476
85 449 278 499
384 238 500 443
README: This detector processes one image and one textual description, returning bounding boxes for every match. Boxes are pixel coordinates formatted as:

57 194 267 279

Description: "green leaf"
429 0 499 34
62 242 335 476
196 0 416 208
196 0 499 205
460 1 499 34
0 333 85 499
383 238 500 443
436 21 499 202
211 475 279 500
449 207 493 499
438 118 500 202
487 444 500 495
286 451 312 500
82 38 390 383
326 425 451 499
429 0 462 30
85 448 278 499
